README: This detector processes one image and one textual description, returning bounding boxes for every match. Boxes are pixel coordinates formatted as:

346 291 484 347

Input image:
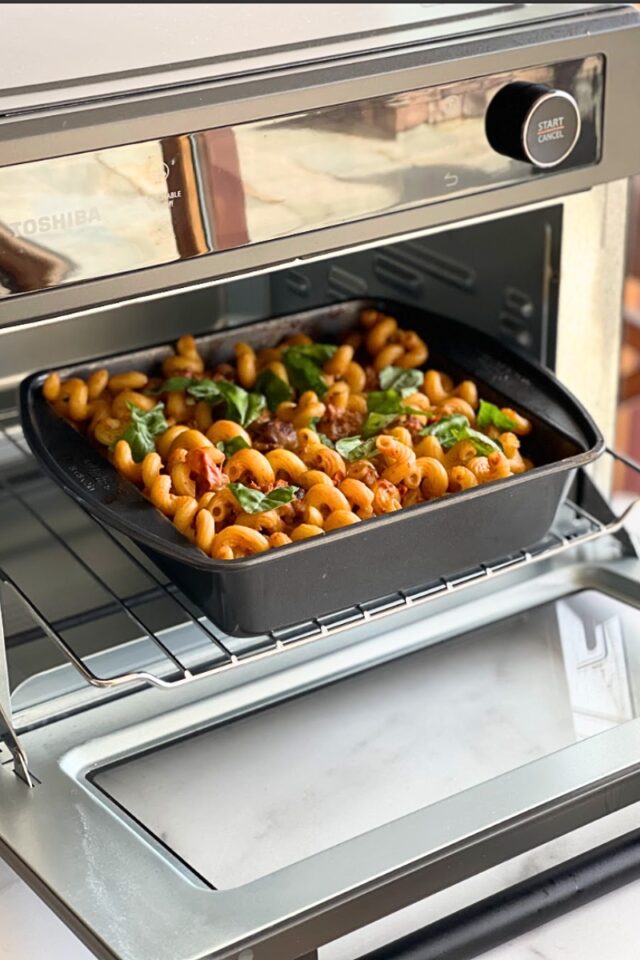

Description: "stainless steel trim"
1 4 635 170
0 5 618 117
521 88 582 168
0 58 600 301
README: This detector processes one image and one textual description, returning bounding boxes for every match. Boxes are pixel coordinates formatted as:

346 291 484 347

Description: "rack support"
0 580 32 788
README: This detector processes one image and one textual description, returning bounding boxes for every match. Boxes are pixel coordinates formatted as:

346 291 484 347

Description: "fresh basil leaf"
116 402 168 463
245 391 266 426
260 486 300 510
462 427 503 456
216 436 250 458
335 435 379 461
317 433 335 448
421 414 502 455
402 406 432 417
421 414 469 445
378 366 423 397
255 368 293 412
228 482 299 514
366 389 403 414
365 388 429 434
476 399 519 432
282 344 336 397
362 412 398 437
184 378 222 403
186 378 264 426
287 344 337 364
145 376 193 396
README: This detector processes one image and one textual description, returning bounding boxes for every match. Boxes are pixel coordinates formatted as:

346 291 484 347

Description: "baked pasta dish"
42 308 533 560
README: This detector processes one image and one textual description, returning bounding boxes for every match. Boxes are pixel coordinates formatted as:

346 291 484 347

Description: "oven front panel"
0 57 602 301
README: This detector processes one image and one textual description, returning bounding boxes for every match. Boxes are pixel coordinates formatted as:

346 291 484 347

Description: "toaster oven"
2 4 640 960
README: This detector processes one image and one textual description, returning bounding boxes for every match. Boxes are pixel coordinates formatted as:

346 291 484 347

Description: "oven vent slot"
283 270 312 299
395 241 477 292
327 265 368 299
373 251 424 296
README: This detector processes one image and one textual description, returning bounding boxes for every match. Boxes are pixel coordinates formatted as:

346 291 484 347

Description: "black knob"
485 82 581 168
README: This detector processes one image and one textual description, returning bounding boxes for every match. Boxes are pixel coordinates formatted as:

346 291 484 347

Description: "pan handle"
354 825 640 960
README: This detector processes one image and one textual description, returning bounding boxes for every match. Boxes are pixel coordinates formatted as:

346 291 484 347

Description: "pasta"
43 307 534 559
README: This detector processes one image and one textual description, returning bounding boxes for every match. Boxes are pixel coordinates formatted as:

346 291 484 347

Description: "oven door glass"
93 587 640 888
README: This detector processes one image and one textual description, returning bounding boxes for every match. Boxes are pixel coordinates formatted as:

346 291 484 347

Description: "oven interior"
1 194 635 751
1 204 568 711
1 195 639 960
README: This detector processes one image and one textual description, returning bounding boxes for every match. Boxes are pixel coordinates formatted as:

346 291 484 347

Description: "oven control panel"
0 56 603 298
485 82 582 168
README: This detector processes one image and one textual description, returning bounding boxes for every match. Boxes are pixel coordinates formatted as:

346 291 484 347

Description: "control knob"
485 82 581 168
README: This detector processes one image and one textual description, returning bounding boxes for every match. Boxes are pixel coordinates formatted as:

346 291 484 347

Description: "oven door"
1 416 640 960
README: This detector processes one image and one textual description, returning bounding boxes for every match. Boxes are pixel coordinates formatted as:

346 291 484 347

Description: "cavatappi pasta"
43 309 533 560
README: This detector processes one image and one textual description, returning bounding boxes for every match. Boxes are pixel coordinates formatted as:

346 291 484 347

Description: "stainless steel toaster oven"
2 5 640 960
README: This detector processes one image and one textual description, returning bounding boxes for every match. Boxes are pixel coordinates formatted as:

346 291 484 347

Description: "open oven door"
1 440 640 960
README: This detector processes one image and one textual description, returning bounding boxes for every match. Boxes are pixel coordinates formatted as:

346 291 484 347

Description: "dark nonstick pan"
20 299 604 637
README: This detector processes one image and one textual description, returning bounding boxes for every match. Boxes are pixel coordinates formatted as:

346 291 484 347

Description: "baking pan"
20 299 604 637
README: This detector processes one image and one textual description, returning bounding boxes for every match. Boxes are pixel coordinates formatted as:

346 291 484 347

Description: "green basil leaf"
366 389 404 414
260 486 300 510
186 378 264 426
335 435 379 461
184 378 223 403
282 344 336 397
421 414 469 446
228 482 299 514
216 436 250 458
378 366 423 397
476 399 519 432
317 433 335 449
462 427 503 456
402 406 433 417
255 368 293 412
362 412 398 437
286 344 337 364
365 388 430 434
115 402 168 462
421 414 502 455
145 376 193 396
245 391 267 426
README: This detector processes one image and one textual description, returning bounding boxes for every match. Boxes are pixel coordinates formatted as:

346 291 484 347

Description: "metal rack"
1 419 639 788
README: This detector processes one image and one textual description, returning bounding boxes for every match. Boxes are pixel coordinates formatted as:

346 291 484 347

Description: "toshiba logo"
8 207 101 238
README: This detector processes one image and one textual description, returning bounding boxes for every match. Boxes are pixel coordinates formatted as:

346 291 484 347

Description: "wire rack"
0 418 639 787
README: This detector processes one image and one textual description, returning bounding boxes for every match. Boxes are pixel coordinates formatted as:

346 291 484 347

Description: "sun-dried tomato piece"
186 447 228 496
